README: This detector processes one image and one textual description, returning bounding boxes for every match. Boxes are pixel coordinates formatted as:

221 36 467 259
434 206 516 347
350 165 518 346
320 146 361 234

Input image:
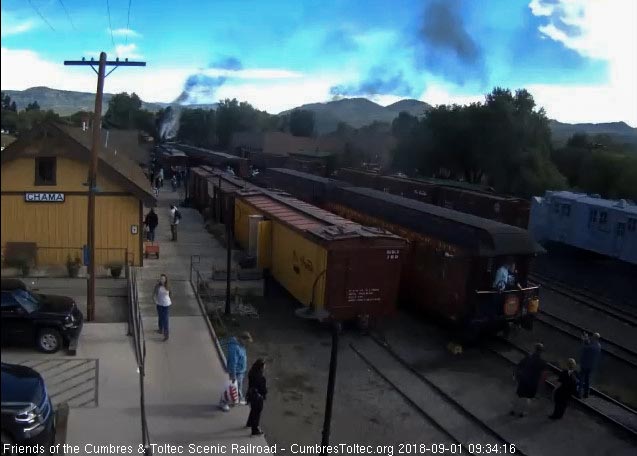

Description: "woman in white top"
153 274 172 341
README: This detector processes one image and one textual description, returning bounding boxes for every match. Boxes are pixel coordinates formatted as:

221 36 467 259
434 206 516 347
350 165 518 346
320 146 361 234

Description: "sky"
1 0 636 125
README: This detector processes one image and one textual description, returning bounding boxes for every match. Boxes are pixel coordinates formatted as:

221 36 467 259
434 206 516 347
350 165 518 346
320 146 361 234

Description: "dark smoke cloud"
175 74 227 105
175 56 243 104
330 68 414 97
416 0 484 84
210 56 243 70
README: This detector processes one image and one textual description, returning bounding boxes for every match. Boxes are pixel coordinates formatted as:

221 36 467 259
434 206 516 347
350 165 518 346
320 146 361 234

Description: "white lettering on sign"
24 193 65 202
347 288 381 303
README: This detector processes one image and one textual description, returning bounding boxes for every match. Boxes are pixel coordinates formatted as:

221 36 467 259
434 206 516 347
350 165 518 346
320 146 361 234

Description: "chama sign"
24 193 65 202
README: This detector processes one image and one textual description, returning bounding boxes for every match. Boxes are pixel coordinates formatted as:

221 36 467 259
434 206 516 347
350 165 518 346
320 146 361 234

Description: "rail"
189 255 228 369
126 265 152 455
487 338 637 439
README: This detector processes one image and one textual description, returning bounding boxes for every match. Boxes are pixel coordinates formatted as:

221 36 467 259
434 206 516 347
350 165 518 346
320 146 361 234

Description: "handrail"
126 265 152 455
189 256 228 370
475 286 540 295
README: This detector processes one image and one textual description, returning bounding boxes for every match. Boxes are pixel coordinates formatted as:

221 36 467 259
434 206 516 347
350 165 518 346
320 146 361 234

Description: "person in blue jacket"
226 332 252 405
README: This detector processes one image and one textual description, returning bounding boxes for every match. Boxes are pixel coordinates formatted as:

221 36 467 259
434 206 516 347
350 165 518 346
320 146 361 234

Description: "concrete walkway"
61 186 267 450
137 187 268 447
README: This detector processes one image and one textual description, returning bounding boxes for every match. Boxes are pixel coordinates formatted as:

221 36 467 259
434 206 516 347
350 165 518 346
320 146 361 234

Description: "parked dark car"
1 279 83 353
1 363 55 448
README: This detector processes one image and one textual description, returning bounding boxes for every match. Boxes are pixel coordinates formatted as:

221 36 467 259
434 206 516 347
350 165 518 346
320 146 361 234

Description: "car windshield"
13 289 40 313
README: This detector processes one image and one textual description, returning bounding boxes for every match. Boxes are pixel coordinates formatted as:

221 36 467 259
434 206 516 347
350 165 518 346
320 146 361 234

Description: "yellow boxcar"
234 189 407 320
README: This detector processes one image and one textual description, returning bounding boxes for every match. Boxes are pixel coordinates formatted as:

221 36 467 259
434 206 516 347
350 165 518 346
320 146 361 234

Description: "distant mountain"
549 119 637 146
280 98 432 134
1 87 216 116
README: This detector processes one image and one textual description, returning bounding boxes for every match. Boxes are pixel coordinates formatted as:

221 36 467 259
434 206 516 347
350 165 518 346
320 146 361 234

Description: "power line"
125 0 133 45
28 0 56 32
106 0 115 47
57 0 76 31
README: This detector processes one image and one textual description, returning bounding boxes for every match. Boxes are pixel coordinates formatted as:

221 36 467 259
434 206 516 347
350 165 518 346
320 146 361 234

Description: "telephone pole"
64 53 146 321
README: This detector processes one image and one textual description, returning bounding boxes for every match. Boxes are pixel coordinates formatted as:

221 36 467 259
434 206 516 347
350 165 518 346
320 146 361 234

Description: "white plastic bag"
220 378 239 406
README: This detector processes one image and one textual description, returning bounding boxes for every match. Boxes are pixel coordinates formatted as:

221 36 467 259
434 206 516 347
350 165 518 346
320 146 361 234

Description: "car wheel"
37 328 62 353
1 431 15 454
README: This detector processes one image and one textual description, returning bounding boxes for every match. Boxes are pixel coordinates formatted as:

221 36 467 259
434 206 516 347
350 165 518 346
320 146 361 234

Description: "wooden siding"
1 157 142 266
1 157 123 192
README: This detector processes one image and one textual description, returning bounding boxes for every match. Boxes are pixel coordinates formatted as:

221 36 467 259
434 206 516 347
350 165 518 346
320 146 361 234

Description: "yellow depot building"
1 122 156 271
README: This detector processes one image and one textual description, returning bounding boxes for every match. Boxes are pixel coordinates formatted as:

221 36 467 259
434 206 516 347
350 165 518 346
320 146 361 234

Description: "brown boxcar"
435 186 530 228
326 186 543 335
234 188 407 321
206 170 257 226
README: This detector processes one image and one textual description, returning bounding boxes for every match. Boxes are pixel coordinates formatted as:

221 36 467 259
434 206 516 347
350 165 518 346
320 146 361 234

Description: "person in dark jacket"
550 358 578 419
511 343 547 417
578 332 601 398
144 208 159 242
246 359 267 436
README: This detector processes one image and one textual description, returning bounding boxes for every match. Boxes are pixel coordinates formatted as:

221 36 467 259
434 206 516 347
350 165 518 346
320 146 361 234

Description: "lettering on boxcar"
347 288 381 303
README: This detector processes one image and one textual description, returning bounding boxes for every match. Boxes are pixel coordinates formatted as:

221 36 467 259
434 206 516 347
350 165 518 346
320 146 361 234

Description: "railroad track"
530 273 637 326
350 335 527 456
535 310 637 368
487 338 637 439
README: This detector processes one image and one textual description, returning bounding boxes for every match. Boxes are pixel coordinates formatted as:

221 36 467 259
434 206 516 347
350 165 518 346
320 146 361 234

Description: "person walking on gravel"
511 342 546 417
578 332 601 398
153 274 172 341
550 358 578 419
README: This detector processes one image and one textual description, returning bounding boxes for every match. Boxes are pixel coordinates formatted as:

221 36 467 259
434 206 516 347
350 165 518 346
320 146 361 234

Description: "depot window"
628 218 636 232
599 211 608 224
588 209 598 224
34 157 56 186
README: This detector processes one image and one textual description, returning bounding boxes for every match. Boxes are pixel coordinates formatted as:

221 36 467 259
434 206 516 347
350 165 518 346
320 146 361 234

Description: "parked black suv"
1 279 83 353
1 363 55 449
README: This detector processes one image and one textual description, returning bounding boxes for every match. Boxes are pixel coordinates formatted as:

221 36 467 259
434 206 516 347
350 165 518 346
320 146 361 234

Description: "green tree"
25 101 40 111
390 87 566 197
289 109 315 137
178 108 216 147
104 92 143 128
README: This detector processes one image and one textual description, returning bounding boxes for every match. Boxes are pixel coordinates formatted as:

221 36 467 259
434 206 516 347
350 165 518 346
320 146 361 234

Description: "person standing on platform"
144 208 159 242
153 274 172 341
170 205 181 241
246 359 267 436
227 332 253 405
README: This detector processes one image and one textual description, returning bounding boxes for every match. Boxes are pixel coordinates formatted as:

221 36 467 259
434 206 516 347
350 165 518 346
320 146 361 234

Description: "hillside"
2 87 216 116
549 120 637 146
280 98 432 134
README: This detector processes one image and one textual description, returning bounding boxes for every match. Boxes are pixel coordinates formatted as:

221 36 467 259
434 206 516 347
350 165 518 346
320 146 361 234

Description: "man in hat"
226 332 253 405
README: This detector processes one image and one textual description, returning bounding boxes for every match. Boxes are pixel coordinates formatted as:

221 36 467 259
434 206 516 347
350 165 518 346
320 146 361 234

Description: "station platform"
63 186 268 450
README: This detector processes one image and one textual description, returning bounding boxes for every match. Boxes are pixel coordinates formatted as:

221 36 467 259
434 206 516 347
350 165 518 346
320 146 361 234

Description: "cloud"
330 68 414 97
1 10 36 37
110 28 142 38
416 0 484 84
114 44 143 59
210 56 242 71
529 0 637 125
